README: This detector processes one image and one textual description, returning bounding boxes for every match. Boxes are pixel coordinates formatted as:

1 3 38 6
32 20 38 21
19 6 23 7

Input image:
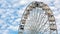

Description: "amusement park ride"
18 1 58 34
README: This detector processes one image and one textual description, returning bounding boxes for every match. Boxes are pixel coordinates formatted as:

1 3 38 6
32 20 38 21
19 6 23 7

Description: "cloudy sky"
0 0 60 34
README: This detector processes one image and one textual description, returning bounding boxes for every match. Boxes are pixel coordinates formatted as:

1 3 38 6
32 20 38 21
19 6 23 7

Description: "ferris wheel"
19 1 58 34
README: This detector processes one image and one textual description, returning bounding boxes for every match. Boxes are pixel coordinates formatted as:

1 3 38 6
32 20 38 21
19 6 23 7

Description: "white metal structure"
19 1 58 34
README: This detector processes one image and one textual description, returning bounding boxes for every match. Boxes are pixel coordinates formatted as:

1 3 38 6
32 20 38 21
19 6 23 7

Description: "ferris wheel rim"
19 1 58 34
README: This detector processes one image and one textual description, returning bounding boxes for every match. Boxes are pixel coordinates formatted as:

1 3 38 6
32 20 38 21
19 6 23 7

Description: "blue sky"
0 0 60 34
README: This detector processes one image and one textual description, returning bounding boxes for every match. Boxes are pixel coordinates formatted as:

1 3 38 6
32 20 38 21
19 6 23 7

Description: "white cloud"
10 18 21 26
54 0 60 8
19 0 28 5
7 25 19 31
17 6 27 18
0 19 4 24
0 30 9 34
55 14 60 19
3 30 9 34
